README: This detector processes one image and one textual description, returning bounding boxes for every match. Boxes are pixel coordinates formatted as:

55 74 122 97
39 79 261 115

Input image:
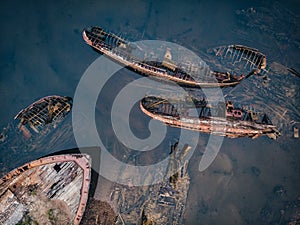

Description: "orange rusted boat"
140 96 280 139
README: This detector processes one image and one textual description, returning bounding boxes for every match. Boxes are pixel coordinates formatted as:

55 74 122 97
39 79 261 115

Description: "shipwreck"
210 44 268 76
14 95 72 138
82 26 266 87
140 96 280 139
0 154 91 225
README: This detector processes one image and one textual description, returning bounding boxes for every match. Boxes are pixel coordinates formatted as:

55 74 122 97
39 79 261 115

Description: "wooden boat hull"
14 95 72 137
0 154 91 225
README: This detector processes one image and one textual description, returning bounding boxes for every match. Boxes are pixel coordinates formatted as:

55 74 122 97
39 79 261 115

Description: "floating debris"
140 96 281 139
287 68 300 78
14 95 72 138
0 154 91 225
83 26 248 88
294 127 299 139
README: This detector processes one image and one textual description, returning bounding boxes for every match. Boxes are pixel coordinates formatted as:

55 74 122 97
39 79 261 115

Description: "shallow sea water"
0 1 299 224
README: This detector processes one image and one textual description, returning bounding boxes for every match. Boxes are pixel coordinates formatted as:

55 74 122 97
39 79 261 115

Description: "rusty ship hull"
0 154 91 225
140 96 280 139
82 26 248 88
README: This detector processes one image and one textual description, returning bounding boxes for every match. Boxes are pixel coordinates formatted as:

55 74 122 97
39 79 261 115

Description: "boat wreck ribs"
209 44 268 77
14 95 72 138
140 96 280 139
82 26 251 88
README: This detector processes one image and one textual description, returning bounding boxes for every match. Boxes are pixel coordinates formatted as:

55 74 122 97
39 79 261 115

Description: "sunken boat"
82 26 263 87
0 154 91 225
0 96 73 175
140 96 280 139
14 95 72 138
209 44 268 76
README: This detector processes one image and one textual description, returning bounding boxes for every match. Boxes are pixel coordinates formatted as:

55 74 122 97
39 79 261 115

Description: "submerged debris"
104 142 191 225
14 95 72 138
287 68 300 78
0 154 91 225
140 96 280 139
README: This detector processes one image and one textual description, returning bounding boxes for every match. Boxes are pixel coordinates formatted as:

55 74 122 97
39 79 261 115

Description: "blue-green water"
0 1 299 224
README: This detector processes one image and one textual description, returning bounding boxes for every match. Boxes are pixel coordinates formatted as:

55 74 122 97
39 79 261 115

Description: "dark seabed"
0 0 299 224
